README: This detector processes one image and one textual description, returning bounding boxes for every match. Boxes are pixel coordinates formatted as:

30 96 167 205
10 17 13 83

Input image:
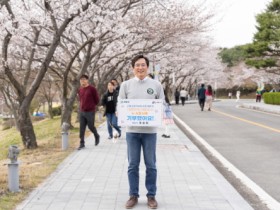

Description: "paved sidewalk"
16 123 253 210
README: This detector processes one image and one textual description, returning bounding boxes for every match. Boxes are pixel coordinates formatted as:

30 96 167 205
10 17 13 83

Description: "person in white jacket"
180 88 187 106
236 90 240 102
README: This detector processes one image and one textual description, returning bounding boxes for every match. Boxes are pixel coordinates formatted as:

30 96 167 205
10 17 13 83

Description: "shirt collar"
134 76 148 82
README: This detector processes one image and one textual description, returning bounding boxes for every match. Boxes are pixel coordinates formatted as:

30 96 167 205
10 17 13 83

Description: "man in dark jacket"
197 84 206 111
77 74 100 150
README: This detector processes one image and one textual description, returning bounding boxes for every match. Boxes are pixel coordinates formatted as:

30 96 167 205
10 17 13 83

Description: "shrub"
263 92 280 105
51 106 62 116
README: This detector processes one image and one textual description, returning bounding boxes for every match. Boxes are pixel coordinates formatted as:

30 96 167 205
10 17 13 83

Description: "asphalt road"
172 99 280 203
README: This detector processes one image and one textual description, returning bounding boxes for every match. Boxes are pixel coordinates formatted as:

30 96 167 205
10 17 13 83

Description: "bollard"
61 122 70 150
7 145 20 192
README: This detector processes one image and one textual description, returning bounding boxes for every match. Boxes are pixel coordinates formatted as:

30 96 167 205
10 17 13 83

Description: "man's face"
133 58 148 80
80 78 89 87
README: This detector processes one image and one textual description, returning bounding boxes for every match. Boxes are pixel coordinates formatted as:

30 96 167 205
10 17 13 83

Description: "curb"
239 104 280 115
173 113 280 210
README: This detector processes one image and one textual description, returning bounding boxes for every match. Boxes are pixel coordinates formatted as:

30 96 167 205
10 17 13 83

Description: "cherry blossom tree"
0 0 218 149
0 0 92 148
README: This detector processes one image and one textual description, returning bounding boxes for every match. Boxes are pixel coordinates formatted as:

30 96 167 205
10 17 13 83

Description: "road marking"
239 106 280 117
213 109 280 133
173 113 280 210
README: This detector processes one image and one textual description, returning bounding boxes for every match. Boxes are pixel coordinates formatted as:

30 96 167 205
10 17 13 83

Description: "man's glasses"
135 63 147 67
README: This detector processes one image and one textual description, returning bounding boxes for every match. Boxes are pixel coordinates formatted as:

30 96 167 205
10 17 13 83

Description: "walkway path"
16 122 253 210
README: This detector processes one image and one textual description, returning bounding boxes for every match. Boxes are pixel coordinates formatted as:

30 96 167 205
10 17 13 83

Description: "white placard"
118 99 163 127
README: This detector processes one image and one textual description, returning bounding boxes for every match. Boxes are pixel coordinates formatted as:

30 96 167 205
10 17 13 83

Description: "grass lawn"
0 114 104 210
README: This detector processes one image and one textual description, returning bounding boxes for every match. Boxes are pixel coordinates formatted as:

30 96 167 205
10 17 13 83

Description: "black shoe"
77 144 85 150
118 133 121 138
162 134 167 137
95 135 100 146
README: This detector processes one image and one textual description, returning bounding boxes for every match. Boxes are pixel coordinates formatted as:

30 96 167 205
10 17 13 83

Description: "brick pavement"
16 122 253 210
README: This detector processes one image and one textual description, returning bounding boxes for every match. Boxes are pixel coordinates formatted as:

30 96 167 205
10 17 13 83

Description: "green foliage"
263 92 280 105
267 0 280 11
245 58 276 69
218 0 280 70
51 106 61 116
218 43 267 66
243 42 270 57
255 0 280 42
218 46 248 66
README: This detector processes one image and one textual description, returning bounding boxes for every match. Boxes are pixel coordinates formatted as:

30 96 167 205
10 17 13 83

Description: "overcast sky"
209 0 270 48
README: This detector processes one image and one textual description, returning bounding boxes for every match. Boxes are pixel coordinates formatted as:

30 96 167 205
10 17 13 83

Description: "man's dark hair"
131 55 149 68
80 74 89 80
201 84 205 87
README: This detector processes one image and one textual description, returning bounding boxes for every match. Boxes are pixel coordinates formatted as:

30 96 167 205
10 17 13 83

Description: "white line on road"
173 113 280 210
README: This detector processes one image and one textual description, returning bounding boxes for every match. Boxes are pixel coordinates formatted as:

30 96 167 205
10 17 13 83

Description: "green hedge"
52 106 62 116
263 92 280 105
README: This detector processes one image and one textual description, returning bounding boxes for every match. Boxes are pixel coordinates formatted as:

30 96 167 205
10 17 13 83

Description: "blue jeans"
126 133 157 197
106 113 121 137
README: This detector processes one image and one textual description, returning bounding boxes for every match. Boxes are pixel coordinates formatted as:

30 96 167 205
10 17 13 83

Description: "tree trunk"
61 99 73 127
48 103 53 119
61 42 93 126
18 107 37 149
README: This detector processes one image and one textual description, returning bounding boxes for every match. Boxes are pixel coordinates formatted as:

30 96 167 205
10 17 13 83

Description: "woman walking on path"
205 85 213 111
101 81 121 139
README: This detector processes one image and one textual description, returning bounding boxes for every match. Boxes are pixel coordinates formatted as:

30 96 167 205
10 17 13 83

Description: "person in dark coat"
101 81 121 139
174 88 180 105
111 78 120 92
197 84 206 111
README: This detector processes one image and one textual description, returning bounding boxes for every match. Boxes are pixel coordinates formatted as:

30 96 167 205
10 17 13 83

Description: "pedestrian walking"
180 88 187 106
101 81 121 140
77 74 100 150
205 85 213 111
228 92 232 99
256 88 262 102
111 78 120 92
236 90 240 102
162 90 173 138
197 84 206 111
118 55 164 209
174 88 180 105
